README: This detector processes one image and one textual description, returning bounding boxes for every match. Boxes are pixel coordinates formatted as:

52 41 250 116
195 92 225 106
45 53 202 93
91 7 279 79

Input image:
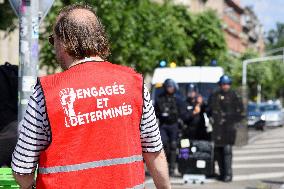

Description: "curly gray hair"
54 4 110 60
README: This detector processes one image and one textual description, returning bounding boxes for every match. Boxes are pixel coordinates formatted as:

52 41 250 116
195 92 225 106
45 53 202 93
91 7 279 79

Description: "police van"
151 66 224 103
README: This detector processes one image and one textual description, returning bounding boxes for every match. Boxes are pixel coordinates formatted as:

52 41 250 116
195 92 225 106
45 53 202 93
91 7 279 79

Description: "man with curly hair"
12 4 170 189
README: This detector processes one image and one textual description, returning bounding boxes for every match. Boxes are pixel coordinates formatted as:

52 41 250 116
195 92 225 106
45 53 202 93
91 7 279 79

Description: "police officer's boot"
169 141 177 176
214 147 225 180
223 145 233 182
218 162 225 181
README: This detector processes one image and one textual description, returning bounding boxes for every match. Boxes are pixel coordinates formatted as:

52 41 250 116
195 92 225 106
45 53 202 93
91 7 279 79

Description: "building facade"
0 29 19 65
242 6 265 54
222 0 246 55
159 0 265 56
0 0 19 65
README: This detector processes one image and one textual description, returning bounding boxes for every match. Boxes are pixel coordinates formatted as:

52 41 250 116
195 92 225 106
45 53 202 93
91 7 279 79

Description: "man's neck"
68 56 104 69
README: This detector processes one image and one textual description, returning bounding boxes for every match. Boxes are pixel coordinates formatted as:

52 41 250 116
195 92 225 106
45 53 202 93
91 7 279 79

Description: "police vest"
36 61 145 189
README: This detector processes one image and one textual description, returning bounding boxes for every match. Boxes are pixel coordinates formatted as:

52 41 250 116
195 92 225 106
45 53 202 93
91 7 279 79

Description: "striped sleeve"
140 85 163 152
12 81 51 174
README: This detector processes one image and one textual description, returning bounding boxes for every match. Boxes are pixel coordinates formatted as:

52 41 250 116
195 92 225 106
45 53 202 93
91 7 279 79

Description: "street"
146 127 284 189
1 1 284 189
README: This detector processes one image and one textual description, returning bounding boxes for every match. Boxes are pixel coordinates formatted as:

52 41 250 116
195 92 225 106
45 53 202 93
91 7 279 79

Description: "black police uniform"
183 97 209 140
208 89 244 181
155 91 183 175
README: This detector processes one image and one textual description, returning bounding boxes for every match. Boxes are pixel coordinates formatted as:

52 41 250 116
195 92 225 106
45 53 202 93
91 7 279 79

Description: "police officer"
208 75 244 182
155 78 183 175
183 84 209 140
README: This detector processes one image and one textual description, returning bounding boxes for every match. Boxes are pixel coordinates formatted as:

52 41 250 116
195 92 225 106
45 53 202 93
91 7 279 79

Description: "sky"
240 0 284 33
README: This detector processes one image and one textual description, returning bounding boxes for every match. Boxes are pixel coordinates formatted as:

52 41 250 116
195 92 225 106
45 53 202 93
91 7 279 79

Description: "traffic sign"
8 0 54 123
8 0 21 17
9 0 54 23
39 0 54 23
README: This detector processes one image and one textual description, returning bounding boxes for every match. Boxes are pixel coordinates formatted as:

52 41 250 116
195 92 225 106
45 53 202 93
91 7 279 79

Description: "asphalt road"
146 127 284 189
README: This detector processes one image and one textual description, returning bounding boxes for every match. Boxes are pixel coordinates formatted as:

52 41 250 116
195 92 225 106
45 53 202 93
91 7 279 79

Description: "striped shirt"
12 81 162 174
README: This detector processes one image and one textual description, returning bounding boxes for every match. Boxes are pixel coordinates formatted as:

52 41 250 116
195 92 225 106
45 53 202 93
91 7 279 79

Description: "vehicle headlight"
260 115 266 121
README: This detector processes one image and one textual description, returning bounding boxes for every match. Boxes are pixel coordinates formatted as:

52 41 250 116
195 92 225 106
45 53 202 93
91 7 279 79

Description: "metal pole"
245 55 284 64
242 60 248 108
18 0 39 122
242 60 247 86
265 47 284 56
257 84 261 104
242 55 283 107
242 55 284 106
283 48 284 64
238 60 248 146
240 55 284 146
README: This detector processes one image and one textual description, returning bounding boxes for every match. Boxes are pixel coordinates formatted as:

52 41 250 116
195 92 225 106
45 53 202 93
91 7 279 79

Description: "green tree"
270 61 284 99
264 23 284 100
191 10 227 66
244 23 284 100
227 49 284 100
0 1 17 32
234 50 274 100
266 23 284 49
40 0 227 74
222 54 242 90
40 1 64 74
40 0 195 74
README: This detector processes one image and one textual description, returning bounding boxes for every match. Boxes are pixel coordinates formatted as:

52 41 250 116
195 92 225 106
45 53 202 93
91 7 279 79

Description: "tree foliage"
39 0 226 74
223 22 284 101
225 49 284 100
191 10 227 66
0 1 17 32
266 23 284 49
2 0 283 101
252 22 284 100
39 1 63 74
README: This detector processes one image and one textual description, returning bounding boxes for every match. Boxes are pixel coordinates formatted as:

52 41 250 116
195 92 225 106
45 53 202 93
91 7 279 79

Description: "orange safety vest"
36 61 145 189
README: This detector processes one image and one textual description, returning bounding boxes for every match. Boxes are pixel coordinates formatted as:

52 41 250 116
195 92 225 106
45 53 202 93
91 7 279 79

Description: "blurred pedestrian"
0 62 18 167
207 75 244 182
12 4 170 189
155 78 184 176
183 88 210 140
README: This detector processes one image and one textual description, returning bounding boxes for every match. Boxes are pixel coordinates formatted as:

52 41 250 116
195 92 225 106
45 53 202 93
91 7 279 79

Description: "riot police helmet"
219 75 232 85
187 83 198 93
186 83 198 100
163 79 178 94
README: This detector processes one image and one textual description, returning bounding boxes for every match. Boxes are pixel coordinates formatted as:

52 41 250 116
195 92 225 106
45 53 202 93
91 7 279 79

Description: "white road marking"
233 172 284 181
146 128 284 183
233 163 284 169
234 148 284 155
253 138 284 145
234 154 284 161
242 143 284 149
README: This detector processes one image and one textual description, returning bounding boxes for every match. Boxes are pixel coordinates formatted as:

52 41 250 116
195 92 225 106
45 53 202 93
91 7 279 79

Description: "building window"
224 7 239 23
